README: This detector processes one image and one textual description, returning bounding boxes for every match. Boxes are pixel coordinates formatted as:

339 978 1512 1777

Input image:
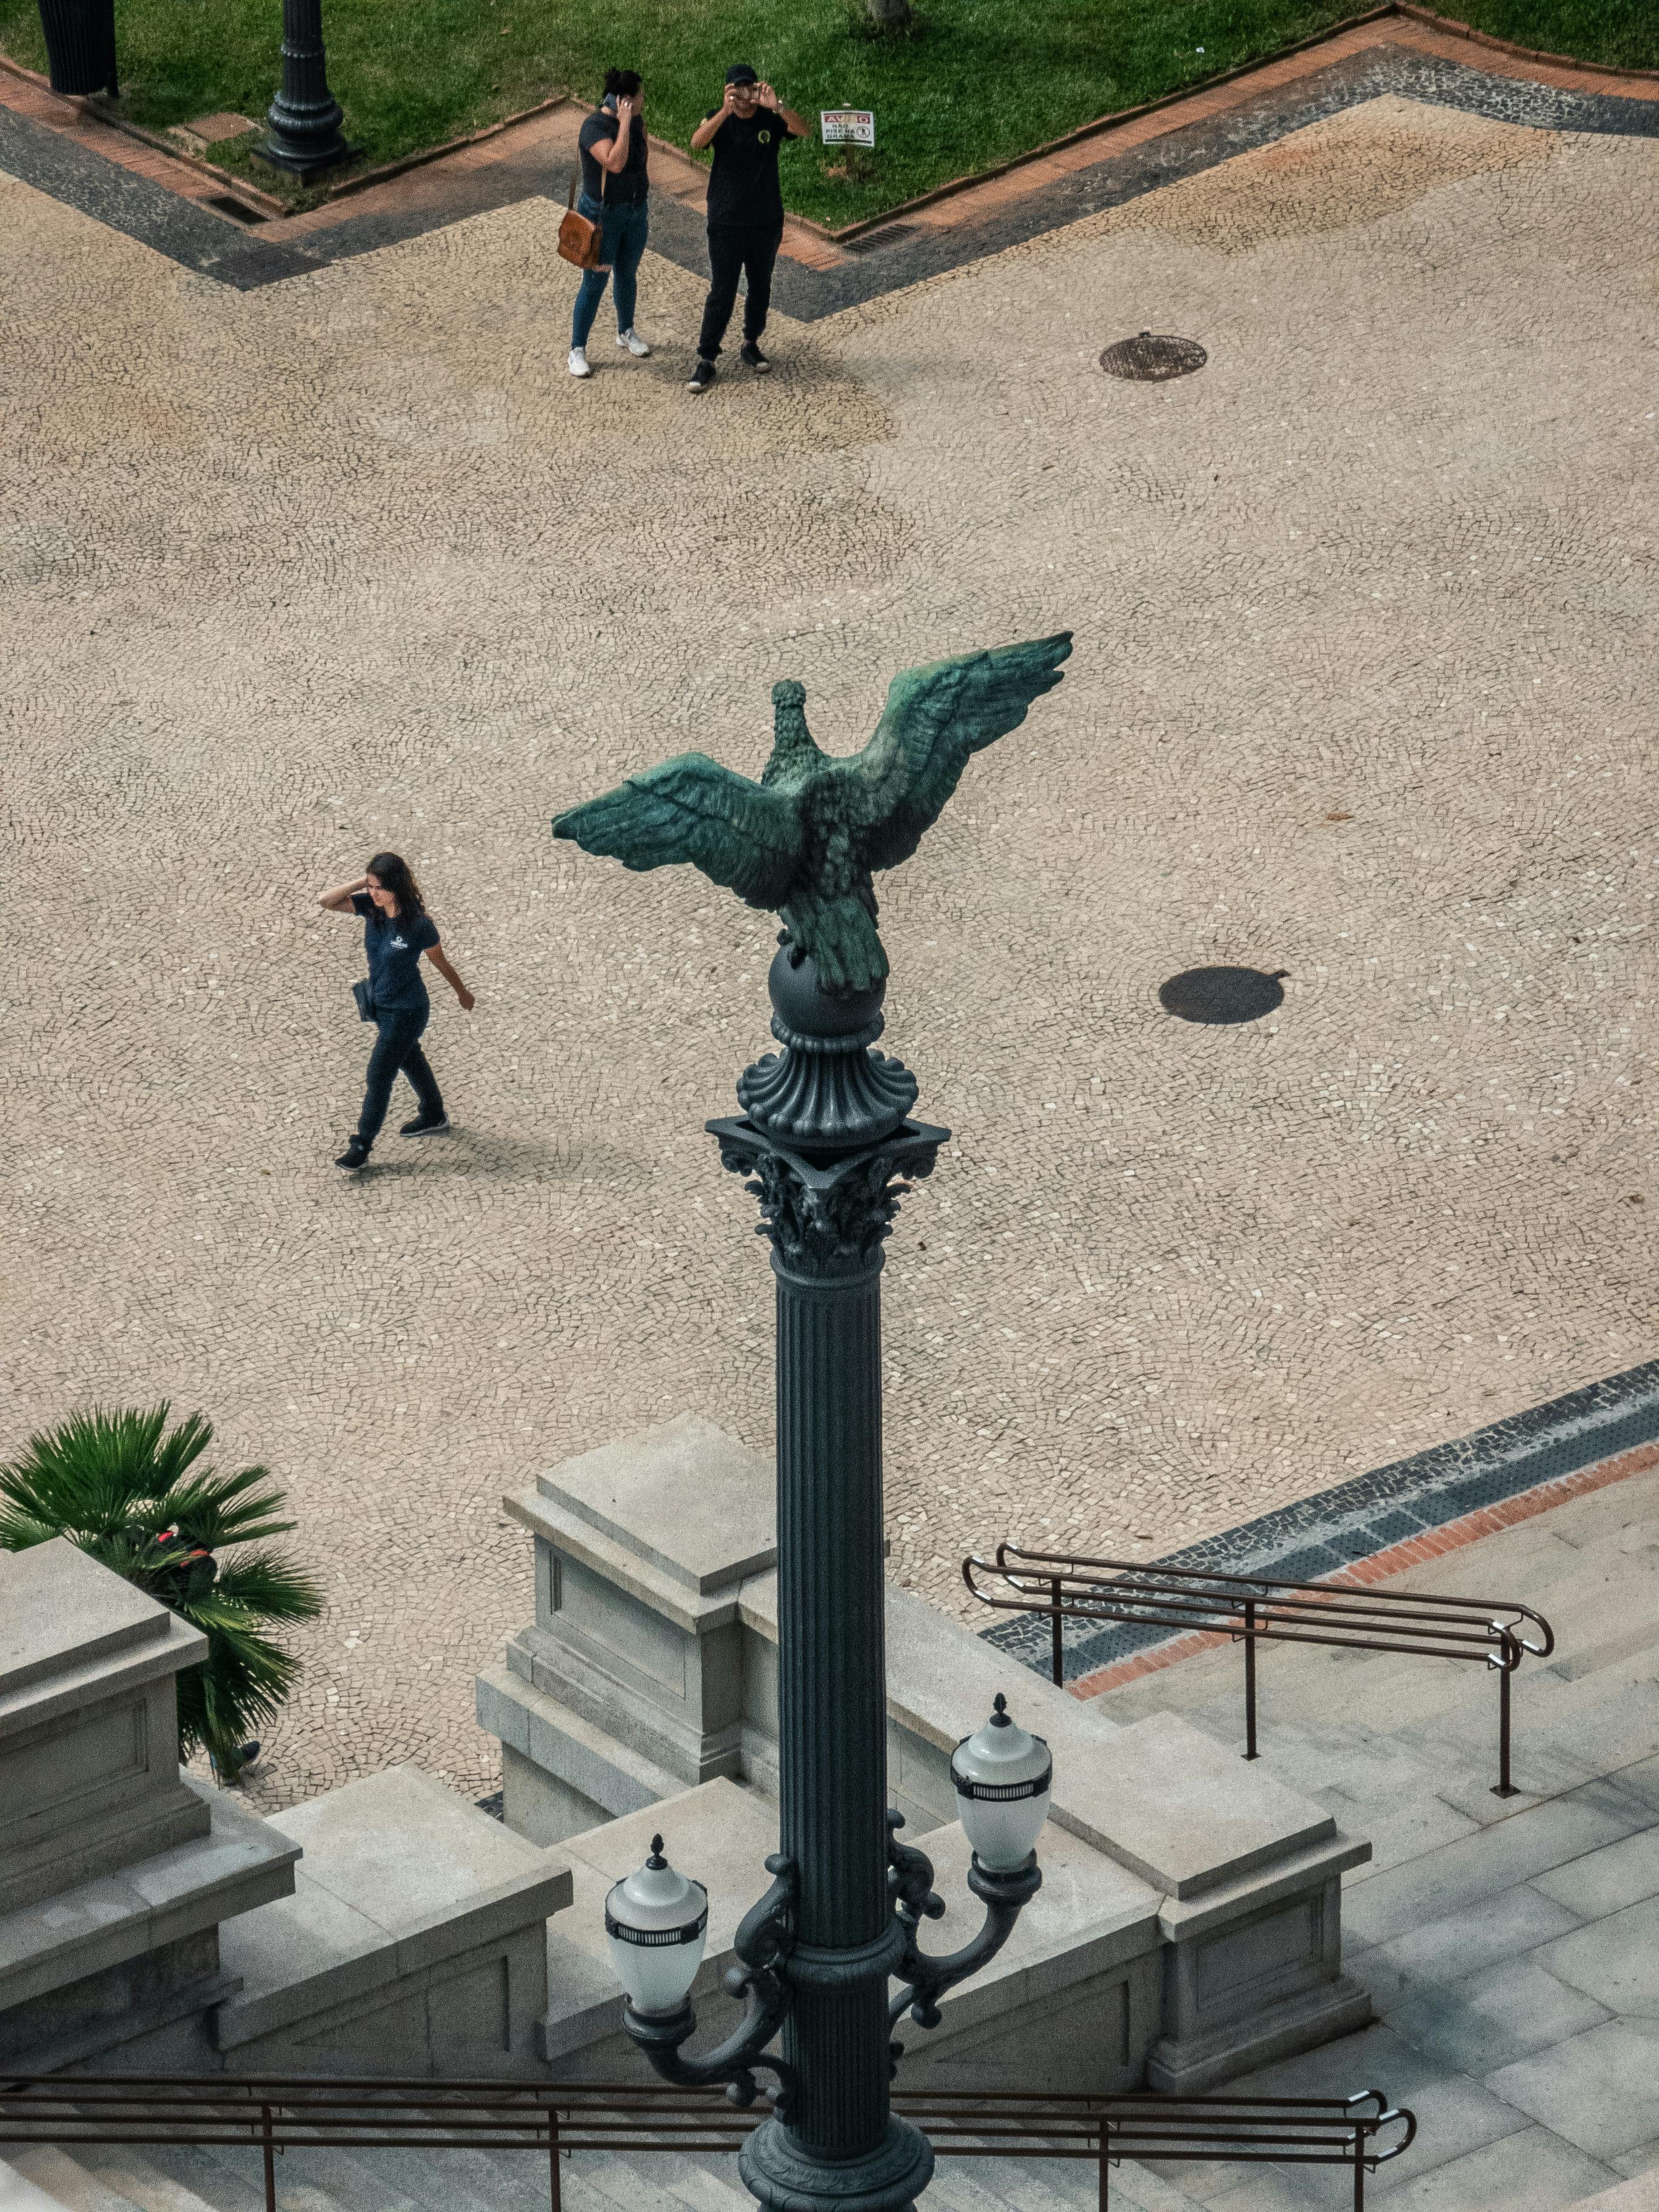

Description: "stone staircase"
5 1470 1655 2212
1087 1461 1659 1888
1084 1459 1659 2207
0 2133 1217 2212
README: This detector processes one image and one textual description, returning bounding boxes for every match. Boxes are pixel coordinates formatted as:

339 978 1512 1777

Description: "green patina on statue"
551 634 1073 994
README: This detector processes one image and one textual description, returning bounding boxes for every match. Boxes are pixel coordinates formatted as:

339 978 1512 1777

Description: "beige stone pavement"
2 94 1657 1811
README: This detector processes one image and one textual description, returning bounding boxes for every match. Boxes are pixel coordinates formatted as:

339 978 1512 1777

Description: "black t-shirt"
578 106 649 204
353 892 440 1012
703 105 798 228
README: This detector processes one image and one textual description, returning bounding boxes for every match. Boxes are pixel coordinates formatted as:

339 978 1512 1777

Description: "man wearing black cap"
686 66 808 394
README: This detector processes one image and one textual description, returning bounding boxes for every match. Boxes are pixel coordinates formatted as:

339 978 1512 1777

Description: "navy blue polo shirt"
353 892 439 1011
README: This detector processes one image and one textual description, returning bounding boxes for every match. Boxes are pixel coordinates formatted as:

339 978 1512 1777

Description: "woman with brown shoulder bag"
566 69 652 380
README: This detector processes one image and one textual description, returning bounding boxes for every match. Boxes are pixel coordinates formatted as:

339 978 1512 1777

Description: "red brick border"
1068 1436 1659 1701
5 1 1655 267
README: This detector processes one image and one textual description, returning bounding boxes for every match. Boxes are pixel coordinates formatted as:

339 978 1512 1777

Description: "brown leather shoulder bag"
557 142 606 270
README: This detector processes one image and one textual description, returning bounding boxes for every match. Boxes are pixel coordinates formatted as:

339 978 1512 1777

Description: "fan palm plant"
0 1404 324 1781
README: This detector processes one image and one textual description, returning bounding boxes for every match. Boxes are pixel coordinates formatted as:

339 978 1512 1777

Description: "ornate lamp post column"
710 951 947 2211
260 0 354 178
552 632 1072 2212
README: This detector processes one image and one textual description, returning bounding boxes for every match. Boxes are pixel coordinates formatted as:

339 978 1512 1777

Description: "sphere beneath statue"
768 945 886 1039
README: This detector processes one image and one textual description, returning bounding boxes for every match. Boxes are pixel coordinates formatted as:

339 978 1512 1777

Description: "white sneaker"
616 329 652 357
568 347 592 378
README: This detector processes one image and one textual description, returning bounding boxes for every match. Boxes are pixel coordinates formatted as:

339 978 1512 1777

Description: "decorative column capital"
708 1118 949 1282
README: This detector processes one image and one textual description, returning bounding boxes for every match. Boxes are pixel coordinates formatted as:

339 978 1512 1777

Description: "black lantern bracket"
885 1811 1042 2034
622 1855 801 2113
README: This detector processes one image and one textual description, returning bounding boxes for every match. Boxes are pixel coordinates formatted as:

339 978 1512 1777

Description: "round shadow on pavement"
1159 967 1286 1025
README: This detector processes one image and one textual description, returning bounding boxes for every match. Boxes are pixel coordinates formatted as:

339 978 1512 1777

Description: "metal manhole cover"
1099 331 1207 381
1158 967 1285 1024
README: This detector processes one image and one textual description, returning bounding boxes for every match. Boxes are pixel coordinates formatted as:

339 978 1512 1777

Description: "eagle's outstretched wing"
839 633 1073 873
552 752 803 910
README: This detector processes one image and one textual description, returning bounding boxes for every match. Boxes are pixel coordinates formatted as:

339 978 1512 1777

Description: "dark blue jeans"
571 193 649 349
356 1006 443 1147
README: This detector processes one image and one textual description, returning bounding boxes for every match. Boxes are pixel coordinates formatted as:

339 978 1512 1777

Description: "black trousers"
697 224 783 361
356 1005 443 1146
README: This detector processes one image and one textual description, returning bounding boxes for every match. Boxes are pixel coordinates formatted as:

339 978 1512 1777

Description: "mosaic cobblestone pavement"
3 94 1656 1809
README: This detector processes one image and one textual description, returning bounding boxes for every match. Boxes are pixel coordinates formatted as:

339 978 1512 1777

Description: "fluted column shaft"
774 1247 891 2160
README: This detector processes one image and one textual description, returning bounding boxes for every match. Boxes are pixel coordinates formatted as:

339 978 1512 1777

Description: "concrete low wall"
214 1766 572 2078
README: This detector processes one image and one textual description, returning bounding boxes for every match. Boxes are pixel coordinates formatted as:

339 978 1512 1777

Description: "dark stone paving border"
982 1358 1659 1681
2 47 1655 301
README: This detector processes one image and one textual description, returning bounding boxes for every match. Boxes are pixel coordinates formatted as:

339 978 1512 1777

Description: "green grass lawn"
3 0 1654 225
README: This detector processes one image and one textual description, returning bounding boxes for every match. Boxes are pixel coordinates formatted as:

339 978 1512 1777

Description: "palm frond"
0 1406 176 1538
155 1462 298 1549
0 1505 61 1550
200 1550 325 1623
2 1404 323 1772
175 1615 301 1764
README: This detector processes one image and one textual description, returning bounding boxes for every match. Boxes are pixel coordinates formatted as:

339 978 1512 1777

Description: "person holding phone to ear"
569 67 653 380
686 65 807 394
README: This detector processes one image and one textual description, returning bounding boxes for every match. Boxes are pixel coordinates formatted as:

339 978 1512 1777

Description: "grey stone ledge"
1054 1711 1340 1899
0 1540 176 1700
504 1488 745 1637
1155 1830 1373 1943
0 1777 298 2009
477 1664 685 1815
1147 1972 1373 2094
535 1414 776 1595
0 1608 210 1743
509 1626 742 1785
215 1765 571 2048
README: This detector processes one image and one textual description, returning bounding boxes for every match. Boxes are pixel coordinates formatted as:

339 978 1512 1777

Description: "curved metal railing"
966 1539 1553 1796
0 2072 1419 2210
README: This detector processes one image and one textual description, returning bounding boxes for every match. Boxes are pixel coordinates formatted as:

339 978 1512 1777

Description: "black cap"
725 62 759 84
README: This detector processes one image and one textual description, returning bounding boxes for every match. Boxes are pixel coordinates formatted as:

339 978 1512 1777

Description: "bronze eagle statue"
551 634 1072 994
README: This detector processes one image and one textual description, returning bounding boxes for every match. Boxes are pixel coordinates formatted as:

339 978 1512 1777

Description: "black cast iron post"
260 0 354 177
709 947 945 2212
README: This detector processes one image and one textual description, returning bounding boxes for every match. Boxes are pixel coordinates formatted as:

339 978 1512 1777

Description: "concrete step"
175 2144 421 2212
1569 2171 1659 2210
2 2141 1230 2212
0 2160 70 2212
0 2153 149 2212
65 2152 245 2212
1544 1617 1659 1684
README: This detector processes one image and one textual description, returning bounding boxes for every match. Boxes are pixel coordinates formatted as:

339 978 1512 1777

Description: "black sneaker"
335 1138 370 1170
739 343 770 374
687 358 717 394
399 1111 450 1137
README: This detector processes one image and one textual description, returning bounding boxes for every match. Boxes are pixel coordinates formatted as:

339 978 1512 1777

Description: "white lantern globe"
951 1694 1052 1871
604 1834 709 2016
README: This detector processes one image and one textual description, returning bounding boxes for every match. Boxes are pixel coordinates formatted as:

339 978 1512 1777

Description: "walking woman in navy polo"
319 853 474 1171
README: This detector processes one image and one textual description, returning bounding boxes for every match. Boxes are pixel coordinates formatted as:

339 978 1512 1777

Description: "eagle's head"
762 678 824 788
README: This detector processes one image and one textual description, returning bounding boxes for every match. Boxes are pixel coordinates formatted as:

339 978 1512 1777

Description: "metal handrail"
965 1540 1554 1798
0 2072 1415 2210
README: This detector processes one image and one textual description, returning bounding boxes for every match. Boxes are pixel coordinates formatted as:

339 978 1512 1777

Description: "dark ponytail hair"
364 852 426 927
602 67 641 98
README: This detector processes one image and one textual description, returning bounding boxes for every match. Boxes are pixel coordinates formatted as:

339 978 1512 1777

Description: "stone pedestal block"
0 1540 300 2069
0 1540 213 1915
477 1414 776 1842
